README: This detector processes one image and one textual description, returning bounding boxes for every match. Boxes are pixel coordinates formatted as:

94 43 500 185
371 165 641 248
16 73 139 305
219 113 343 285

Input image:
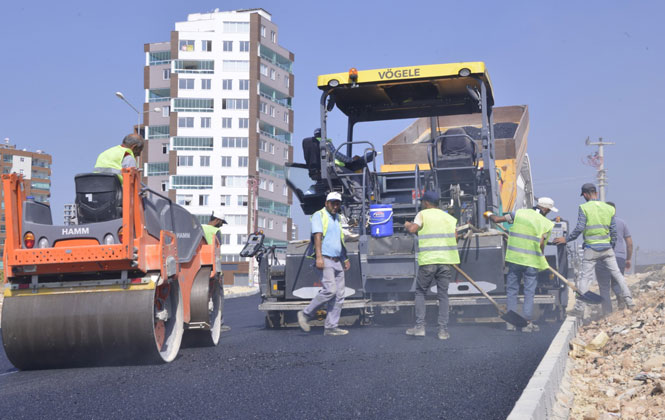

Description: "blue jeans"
506 262 539 321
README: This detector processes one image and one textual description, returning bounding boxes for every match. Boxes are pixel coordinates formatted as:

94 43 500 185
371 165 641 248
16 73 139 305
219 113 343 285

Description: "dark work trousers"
415 264 452 329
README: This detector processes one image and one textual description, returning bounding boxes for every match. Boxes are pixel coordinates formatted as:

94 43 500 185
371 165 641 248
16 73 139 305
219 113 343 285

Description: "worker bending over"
404 191 459 340
297 192 351 336
94 134 144 180
486 197 558 332
553 183 635 317
202 208 227 245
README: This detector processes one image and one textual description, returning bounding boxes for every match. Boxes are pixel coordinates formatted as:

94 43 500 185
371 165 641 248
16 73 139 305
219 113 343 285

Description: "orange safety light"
24 232 35 248
349 68 358 83
117 227 123 243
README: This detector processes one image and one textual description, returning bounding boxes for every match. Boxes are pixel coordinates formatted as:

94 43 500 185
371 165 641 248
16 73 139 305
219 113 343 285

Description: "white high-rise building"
143 9 294 285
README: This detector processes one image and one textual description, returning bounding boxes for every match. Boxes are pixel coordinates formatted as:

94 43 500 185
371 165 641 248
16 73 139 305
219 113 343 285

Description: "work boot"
616 297 626 310
324 327 348 336
297 310 311 332
506 322 516 331
624 296 636 310
405 326 425 337
437 329 450 340
522 322 540 333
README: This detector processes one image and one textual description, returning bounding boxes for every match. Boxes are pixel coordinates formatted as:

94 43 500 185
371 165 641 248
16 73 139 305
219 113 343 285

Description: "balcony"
259 83 292 109
170 175 213 190
259 45 292 73
258 158 285 179
259 122 291 145
146 162 169 176
149 89 171 103
173 60 214 74
173 98 214 113
258 197 290 217
147 125 170 140
149 51 171 66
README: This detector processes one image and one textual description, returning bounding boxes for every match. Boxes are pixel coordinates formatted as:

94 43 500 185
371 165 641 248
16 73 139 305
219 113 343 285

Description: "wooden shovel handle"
547 266 582 293
453 265 504 314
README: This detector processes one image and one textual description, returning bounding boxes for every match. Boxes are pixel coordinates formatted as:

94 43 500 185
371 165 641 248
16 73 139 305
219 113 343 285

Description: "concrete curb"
224 287 260 299
506 316 579 420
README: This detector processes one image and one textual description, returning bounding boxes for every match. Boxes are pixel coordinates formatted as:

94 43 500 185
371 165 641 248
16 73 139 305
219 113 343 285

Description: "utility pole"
584 137 615 201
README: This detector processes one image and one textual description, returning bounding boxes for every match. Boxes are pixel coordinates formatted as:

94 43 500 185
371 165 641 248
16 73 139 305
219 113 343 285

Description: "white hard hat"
326 191 342 202
212 208 227 222
537 197 558 212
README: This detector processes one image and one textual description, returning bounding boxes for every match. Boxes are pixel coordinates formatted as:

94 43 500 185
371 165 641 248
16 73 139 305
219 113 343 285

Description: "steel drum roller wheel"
182 270 224 347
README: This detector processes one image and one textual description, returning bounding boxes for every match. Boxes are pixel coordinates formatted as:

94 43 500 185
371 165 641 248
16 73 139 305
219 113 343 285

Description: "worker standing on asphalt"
202 208 230 333
486 197 558 332
595 201 634 314
94 134 144 181
297 192 351 336
404 191 459 340
553 183 635 317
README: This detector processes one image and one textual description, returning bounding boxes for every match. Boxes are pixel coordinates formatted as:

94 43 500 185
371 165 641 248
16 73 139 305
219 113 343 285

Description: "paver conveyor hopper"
1 168 224 369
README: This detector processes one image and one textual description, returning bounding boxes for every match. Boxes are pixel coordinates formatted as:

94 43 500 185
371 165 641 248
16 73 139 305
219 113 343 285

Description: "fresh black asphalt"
0 295 561 419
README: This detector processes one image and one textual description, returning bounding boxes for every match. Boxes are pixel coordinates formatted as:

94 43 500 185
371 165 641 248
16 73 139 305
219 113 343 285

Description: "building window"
269 143 275 154
222 79 233 90
268 219 274 230
283 185 288 196
282 221 288 233
222 118 232 129
220 175 247 188
178 78 194 90
176 194 193 205
171 175 213 189
268 180 274 192
179 40 195 51
269 105 275 117
199 194 209 206
283 112 289 123
162 143 168 154
270 69 276 80
239 41 250 52
283 148 289 159
237 234 247 245
222 98 249 110
271 30 276 43
221 156 232 167
238 156 248 167
221 137 248 148
200 156 210 167
220 195 231 206
198 117 210 128
284 76 290 88
238 118 249 129
259 178 267 190
177 155 193 166
201 40 212 52
162 106 170 117
162 69 171 80
222 60 249 72
220 234 231 245
223 21 250 33
161 181 168 192
259 102 267 114
201 79 211 90
239 79 249 90
260 64 269 76
237 195 248 206
258 216 265 228
223 40 233 52
178 117 194 128
261 25 266 37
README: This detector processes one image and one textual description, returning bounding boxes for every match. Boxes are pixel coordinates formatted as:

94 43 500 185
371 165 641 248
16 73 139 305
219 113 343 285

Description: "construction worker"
94 134 144 181
553 183 635 317
297 192 351 336
595 201 633 314
486 197 558 332
404 190 459 340
202 208 227 245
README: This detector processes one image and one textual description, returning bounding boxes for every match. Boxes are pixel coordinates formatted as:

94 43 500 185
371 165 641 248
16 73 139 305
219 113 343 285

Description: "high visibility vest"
305 208 348 261
202 224 220 245
316 207 345 247
581 201 615 246
505 208 554 270
94 145 135 182
417 208 460 266
316 137 345 167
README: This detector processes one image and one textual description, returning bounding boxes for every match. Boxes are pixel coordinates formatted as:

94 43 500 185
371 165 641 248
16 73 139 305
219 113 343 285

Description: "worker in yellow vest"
202 208 227 245
94 134 144 181
297 192 351 336
486 197 558 332
404 191 459 340
553 183 635 317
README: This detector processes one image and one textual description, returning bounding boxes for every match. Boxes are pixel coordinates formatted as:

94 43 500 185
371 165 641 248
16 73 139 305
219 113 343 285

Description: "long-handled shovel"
453 265 528 328
547 266 603 304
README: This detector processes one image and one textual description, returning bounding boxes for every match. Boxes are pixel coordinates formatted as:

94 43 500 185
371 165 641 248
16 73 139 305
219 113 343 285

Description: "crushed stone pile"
567 267 665 420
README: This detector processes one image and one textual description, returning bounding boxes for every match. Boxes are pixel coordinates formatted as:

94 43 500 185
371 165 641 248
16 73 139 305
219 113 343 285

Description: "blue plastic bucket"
369 204 393 237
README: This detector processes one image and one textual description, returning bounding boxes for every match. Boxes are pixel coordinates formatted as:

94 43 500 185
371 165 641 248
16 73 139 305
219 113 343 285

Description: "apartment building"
0 138 52 271
143 9 294 285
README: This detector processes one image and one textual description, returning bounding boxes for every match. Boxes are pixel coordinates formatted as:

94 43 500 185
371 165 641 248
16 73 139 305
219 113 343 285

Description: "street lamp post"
115 91 161 136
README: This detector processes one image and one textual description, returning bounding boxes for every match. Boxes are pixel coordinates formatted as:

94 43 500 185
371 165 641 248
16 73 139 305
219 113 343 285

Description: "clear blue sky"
1 1 662 260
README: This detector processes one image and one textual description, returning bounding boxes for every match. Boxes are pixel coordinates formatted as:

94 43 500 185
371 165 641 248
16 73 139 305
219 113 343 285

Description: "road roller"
1 168 224 370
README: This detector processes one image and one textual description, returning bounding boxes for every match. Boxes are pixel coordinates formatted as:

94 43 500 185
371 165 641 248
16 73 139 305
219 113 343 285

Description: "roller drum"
1 281 184 370
183 268 224 347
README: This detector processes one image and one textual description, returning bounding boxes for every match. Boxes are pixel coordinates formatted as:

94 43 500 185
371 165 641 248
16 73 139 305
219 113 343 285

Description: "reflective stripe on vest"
504 208 554 270
202 224 220 245
417 208 459 265
316 208 345 247
94 145 135 182
581 201 614 245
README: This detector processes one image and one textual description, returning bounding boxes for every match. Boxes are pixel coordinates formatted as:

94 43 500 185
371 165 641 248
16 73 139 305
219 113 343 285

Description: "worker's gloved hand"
483 211 494 219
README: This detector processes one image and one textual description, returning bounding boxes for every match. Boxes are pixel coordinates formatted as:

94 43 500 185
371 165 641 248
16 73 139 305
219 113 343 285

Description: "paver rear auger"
1 168 223 369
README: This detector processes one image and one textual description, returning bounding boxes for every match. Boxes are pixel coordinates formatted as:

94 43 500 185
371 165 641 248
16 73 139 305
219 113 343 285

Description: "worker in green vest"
486 197 558 332
94 134 144 182
202 208 227 245
404 190 459 340
553 183 635 317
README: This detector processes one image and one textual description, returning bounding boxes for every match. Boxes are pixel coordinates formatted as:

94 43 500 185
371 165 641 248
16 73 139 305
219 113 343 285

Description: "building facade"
143 9 294 285
0 139 52 271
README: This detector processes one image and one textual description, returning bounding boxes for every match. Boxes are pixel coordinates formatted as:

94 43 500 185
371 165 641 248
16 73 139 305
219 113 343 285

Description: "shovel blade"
501 310 528 328
578 291 603 304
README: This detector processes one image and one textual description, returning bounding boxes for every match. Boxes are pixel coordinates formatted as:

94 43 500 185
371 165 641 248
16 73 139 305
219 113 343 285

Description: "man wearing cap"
404 191 459 340
486 197 558 332
297 192 351 336
553 184 635 317
202 208 228 245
